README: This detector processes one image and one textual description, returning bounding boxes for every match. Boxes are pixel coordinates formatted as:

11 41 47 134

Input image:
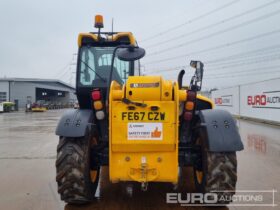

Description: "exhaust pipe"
177 69 185 89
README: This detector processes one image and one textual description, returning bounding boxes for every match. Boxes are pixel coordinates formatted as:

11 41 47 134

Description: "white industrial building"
0 78 76 109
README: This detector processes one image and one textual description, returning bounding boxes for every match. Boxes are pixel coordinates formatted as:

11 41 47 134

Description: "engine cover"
126 76 173 101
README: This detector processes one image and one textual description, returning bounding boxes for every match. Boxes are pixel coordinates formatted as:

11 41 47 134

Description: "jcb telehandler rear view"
55 15 243 204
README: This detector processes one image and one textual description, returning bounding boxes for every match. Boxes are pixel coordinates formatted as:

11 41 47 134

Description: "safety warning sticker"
127 123 163 140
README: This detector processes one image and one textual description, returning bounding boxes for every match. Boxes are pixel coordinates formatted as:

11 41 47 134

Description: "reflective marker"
96 110 105 120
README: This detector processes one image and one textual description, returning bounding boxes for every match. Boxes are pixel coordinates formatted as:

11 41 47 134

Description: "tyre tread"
56 137 94 204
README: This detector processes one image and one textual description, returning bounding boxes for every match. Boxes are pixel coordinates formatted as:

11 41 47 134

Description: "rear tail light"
92 90 101 101
184 112 193 121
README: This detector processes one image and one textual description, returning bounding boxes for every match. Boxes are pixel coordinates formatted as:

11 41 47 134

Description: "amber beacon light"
94 15 104 28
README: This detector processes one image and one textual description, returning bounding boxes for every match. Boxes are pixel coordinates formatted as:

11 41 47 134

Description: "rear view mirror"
117 46 145 61
196 68 203 83
190 60 204 82
189 60 204 91
107 45 146 102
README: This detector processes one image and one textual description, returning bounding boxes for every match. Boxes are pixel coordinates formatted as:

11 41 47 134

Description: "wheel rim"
195 171 203 184
195 136 204 184
90 136 98 183
90 170 98 181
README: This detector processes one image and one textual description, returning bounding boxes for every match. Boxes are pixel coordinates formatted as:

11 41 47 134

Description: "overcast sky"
0 0 280 90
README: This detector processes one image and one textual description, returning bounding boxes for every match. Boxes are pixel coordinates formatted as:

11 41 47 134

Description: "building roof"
0 77 75 90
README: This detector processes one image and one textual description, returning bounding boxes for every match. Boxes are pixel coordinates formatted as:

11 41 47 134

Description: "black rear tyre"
193 126 237 204
56 135 99 204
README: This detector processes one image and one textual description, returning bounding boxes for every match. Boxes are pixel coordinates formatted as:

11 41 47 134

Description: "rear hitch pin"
141 156 148 191
141 182 148 191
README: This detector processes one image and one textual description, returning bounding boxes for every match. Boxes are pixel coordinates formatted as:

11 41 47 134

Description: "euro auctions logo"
247 91 280 109
167 192 219 205
215 98 223 105
166 190 278 207
247 95 266 106
214 95 232 106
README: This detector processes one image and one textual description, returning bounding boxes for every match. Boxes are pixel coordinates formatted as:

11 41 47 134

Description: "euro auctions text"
166 190 278 207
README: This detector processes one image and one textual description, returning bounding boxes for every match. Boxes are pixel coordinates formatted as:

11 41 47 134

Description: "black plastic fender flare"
198 109 244 152
55 109 95 138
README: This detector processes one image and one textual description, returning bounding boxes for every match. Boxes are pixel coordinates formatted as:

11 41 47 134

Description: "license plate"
120 111 166 122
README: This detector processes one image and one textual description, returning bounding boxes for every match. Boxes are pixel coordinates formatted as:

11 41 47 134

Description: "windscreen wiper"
79 59 107 82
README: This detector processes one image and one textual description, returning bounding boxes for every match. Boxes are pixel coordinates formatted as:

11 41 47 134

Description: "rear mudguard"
55 109 94 138
198 109 244 152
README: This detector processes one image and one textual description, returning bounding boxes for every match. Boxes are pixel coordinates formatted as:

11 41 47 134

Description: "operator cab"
76 15 140 109
78 46 141 87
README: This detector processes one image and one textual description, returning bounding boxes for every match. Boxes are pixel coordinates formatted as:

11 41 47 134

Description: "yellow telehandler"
55 15 243 204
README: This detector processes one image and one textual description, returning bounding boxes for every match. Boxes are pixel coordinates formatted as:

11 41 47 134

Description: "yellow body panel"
109 76 213 185
109 77 179 184
126 76 162 101
78 33 98 46
78 32 136 47
125 76 174 101
197 94 215 108
111 32 136 46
